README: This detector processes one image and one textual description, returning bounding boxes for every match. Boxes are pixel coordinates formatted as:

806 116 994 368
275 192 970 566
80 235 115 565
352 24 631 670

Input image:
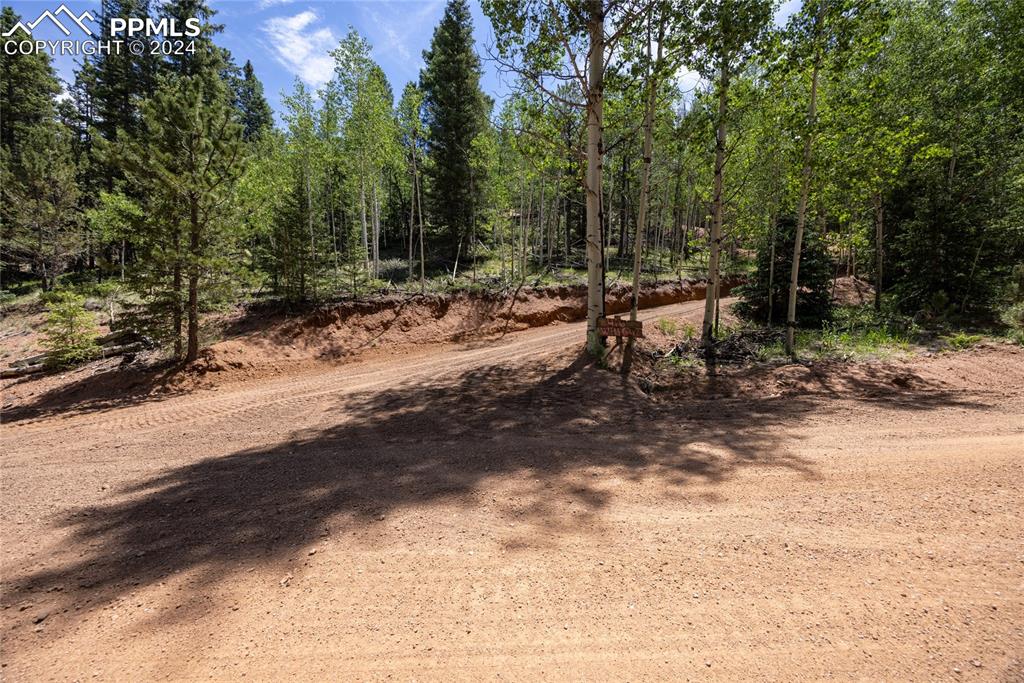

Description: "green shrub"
657 318 677 336
41 291 99 368
942 331 983 350
1001 300 1024 329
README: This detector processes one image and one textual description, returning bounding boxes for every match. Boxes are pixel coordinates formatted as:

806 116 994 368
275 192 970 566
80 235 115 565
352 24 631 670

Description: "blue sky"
7 0 802 120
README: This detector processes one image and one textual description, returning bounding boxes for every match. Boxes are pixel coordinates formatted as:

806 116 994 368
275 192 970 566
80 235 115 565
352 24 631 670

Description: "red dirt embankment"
831 275 875 306
195 278 740 376
1 279 739 419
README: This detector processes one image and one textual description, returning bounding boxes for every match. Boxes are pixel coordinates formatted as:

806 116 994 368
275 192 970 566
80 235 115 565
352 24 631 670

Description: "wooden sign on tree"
598 316 644 339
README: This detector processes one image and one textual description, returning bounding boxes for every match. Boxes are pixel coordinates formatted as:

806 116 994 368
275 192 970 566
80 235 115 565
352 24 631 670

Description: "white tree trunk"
415 154 426 294
585 0 606 356
408 145 416 281
785 56 821 355
372 177 381 279
702 61 729 346
359 172 369 274
631 15 662 324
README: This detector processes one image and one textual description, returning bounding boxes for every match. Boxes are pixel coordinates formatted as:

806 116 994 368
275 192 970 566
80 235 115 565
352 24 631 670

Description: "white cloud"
258 0 296 9
364 8 411 61
382 24 411 61
359 0 445 72
262 10 337 87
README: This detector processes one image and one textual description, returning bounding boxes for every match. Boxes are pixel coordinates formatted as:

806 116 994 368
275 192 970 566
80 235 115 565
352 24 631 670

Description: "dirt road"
2 299 1023 681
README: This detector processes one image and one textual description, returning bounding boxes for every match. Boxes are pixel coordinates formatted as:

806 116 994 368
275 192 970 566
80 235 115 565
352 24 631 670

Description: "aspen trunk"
416 158 425 293
767 214 776 328
785 50 821 355
625 13 662 372
702 62 729 347
408 142 417 281
371 178 381 279
630 19 661 323
359 172 369 273
585 0 605 356
307 169 316 301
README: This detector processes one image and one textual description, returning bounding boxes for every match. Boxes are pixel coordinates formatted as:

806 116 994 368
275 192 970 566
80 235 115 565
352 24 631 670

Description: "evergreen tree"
0 8 64 280
420 0 488 258
6 122 82 289
735 214 833 327
83 1 161 278
0 8 60 158
61 59 105 271
114 76 246 361
41 291 99 368
398 82 427 287
274 79 322 302
161 0 225 81
237 60 274 142
92 0 160 145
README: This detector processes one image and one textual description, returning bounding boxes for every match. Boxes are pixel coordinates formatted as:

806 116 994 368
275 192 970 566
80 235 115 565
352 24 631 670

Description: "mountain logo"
3 4 96 37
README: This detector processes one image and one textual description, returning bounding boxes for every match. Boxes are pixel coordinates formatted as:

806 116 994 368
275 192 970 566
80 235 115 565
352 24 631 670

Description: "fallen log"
1 342 145 380
10 353 47 369
95 329 146 348
1 363 44 379
96 342 145 358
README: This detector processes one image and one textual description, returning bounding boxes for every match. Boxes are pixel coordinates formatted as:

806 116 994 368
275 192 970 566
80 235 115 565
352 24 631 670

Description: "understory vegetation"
1 0 1021 368
657 303 1017 374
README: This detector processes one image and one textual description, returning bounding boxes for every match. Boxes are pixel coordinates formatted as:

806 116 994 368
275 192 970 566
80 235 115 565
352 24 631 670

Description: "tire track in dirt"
2 300 710 447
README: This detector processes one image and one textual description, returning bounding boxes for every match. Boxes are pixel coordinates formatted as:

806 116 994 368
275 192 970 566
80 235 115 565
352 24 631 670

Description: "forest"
2 0 1022 364
4 2 1024 677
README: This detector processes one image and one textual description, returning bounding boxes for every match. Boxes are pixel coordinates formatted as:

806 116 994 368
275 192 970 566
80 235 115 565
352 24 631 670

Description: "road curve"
2 298 712 446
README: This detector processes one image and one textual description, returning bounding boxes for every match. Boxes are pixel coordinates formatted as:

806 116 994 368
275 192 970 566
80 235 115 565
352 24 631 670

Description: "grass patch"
696 306 919 364
664 353 703 369
941 331 983 350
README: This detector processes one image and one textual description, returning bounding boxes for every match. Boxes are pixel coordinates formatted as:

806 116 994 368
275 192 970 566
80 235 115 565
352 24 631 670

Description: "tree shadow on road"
0 348 984 638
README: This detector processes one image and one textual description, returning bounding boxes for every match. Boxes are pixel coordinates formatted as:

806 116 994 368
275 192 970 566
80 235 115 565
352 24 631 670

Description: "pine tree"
735 214 833 327
0 8 60 158
0 8 64 281
420 0 487 258
274 80 321 302
6 122 82 289
92 0 160 145
237 60 274 142
42 291 99 368
161 0 225 81
114 76 246 361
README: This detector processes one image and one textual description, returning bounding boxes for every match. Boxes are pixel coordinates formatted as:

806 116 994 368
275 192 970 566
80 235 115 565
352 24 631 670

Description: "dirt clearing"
2 300 1023 681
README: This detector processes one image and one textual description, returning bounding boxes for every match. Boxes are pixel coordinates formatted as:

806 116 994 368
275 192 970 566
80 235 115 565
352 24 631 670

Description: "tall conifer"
420 0 487 258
